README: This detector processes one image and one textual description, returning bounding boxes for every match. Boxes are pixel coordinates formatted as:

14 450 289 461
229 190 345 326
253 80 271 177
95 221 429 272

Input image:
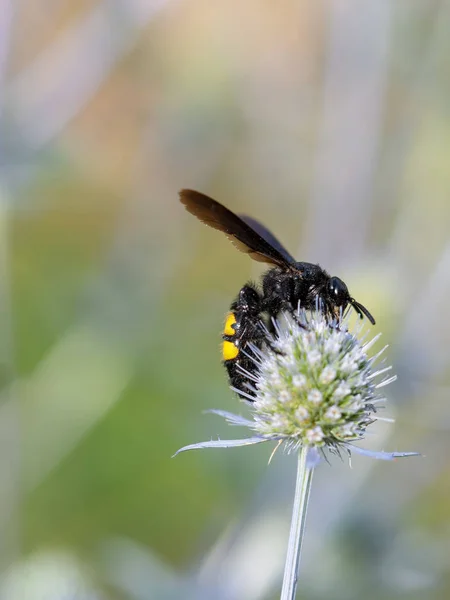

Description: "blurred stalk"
0 0 12 91
0 0 20 573
306 0 390 267
381 1 450 236
280 446 314 600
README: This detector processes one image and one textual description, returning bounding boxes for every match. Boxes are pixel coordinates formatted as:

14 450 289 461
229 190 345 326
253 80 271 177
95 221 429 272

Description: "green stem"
280 445 314 600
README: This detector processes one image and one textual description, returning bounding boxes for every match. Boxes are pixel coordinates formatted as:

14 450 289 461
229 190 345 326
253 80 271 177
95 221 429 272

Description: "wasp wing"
179 189 296 268
238 215 296 265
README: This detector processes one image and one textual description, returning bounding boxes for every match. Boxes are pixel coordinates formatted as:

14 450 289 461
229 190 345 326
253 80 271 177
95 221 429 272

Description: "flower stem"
280 445 314 600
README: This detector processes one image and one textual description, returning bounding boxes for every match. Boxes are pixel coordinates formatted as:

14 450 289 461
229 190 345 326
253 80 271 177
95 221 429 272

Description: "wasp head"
327 276 375 325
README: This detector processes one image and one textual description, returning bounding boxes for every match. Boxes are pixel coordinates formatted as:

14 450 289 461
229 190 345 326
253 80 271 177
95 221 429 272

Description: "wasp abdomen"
223 312 237 336
220 286 267 400
222 312 240 361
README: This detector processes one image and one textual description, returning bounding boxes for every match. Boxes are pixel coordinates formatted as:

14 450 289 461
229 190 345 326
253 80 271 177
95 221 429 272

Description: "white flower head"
247 311 381 449
175 308 419 463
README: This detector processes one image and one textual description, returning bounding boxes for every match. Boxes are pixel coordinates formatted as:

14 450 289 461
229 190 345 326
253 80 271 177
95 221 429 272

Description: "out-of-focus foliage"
0 1 449 599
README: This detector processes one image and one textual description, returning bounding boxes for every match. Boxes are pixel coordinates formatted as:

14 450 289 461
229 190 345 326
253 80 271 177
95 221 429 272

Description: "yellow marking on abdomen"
223 312 237 336
222 340 239 361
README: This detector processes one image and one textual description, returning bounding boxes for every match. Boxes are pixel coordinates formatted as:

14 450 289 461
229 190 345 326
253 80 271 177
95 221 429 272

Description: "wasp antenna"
351 299 376 325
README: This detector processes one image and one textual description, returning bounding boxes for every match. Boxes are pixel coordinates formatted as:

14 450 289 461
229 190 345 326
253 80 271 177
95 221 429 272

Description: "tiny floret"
333 382 351 400
279 390 292 403
295 406 309 423
325 406 342 421
346 396 364 413
307 389 323 405
307 349 322 366
306 426 324 444
319 365 336 384
292 374 307 389
337 423 358 439
270 414 290 432
269 371 282 386
324 336 341 355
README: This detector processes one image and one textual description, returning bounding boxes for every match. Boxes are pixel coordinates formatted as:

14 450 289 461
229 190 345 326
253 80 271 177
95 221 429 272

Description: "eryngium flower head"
247 312 389 451
175 308 419 463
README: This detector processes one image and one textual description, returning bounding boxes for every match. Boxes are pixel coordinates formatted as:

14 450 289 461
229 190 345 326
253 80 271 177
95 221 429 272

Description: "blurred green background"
1 1 449 598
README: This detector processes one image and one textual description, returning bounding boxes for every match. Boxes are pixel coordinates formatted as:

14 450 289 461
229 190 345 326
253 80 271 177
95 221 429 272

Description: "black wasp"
179 189 375 400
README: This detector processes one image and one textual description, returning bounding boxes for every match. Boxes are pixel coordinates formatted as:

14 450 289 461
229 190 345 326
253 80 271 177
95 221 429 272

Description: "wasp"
179 189 375 399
